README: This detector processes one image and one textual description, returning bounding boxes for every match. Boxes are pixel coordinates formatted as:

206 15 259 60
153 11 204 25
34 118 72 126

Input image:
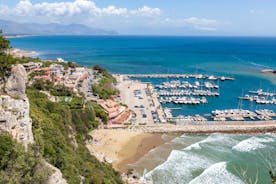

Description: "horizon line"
5 34 276 38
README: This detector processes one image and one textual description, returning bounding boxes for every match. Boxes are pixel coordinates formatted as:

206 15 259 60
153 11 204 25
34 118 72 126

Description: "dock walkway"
129 121 276 134
116 74 234 81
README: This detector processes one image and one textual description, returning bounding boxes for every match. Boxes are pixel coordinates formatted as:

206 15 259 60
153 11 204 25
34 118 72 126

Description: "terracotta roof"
40 68 50 71
79 74 88 81
111 110 131 124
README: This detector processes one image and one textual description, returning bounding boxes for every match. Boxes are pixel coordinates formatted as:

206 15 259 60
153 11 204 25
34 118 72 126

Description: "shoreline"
7 48 39 58
86 121 276 172
86 129 165 173
116 133 165 172
4 34 39 39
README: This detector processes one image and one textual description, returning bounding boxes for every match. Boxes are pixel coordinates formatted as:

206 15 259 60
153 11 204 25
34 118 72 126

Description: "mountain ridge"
0 19 118 35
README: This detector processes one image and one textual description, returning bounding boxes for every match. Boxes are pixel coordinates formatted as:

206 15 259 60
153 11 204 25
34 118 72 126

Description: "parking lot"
115 76 158 125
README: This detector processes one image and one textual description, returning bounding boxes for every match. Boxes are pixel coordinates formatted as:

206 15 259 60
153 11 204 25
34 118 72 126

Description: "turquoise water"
9 36 276 183
134 133 276 184
9 36 276 74
9 36 276 116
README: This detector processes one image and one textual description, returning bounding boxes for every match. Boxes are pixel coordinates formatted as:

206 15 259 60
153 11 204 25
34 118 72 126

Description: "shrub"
0 133 51 184
27 88 122 184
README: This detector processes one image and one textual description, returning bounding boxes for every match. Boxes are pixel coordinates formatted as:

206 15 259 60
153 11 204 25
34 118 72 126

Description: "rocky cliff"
0 64 67 184
0 95 34 147
0 64 33 146
44 162 67 184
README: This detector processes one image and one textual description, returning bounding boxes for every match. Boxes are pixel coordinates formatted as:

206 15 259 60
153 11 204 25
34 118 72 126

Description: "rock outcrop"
44 162 67 184
5 64 28 99
0 64 67 184
0 95 34 147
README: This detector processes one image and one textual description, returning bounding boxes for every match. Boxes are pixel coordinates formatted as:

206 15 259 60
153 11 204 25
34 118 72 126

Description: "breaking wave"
184 133 237 151
143 150 213 184
189 162 244 184
232 136 275 152
141 134 276 183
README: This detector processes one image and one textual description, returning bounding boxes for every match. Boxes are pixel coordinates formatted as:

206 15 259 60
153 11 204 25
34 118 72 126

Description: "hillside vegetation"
0 34 122 184
92 65 119 99
27 88 122 184
0 133 51 184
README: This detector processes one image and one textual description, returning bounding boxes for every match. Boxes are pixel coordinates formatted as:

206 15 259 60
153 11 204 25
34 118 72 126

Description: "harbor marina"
239 89 276 105
115 74 276 123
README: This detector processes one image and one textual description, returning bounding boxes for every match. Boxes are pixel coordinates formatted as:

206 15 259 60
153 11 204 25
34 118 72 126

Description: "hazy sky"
0 0 275 35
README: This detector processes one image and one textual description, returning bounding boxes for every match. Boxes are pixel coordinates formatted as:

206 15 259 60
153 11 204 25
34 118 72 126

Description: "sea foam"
143 150 213 184
184 133 237 151
232 136 275 152
189 162 244 184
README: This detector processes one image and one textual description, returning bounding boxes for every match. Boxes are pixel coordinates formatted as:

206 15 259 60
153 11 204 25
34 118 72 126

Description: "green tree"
0 133 52 184
0 35 10 53
27 88 122 184
0 53 16 80
92 77 118 99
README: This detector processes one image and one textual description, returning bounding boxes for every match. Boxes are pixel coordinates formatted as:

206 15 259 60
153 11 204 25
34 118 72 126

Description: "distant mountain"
0 19 118 35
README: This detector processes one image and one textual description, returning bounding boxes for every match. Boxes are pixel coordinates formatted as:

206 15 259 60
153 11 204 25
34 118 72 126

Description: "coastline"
86 129 165 173
86 120 276 172
116 133 165 172
7 48 39 58
6 35 276 184
4 34 37 38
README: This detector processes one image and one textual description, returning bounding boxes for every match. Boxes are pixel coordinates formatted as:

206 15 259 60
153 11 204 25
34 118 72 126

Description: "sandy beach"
7 48 38 58
86 129 165 172
87 121 276 172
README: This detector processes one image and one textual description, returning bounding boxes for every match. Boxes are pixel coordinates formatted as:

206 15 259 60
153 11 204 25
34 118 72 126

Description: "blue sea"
10 36 276 116
9 36 276 183
134 133 276 184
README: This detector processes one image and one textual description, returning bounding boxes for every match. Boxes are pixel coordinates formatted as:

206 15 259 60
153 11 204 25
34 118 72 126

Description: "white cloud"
162 17 219 31
183 17 218 31
101 6 128 16
183 17 217 26
130 6 161 17
0 0 221 34
1 0 161 17
197 27 217 31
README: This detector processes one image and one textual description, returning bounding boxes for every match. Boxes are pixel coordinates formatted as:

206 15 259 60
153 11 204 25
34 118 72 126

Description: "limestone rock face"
5 64 28 99
44 162 67 184
0 95 34 147
0 63 68 184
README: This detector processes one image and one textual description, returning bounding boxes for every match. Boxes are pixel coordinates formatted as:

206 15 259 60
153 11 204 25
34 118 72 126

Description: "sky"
0 0 275 36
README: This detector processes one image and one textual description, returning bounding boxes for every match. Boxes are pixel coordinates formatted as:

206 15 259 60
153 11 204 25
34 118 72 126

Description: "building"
99 99 132 124
50 64 64 78
23 62 42 73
